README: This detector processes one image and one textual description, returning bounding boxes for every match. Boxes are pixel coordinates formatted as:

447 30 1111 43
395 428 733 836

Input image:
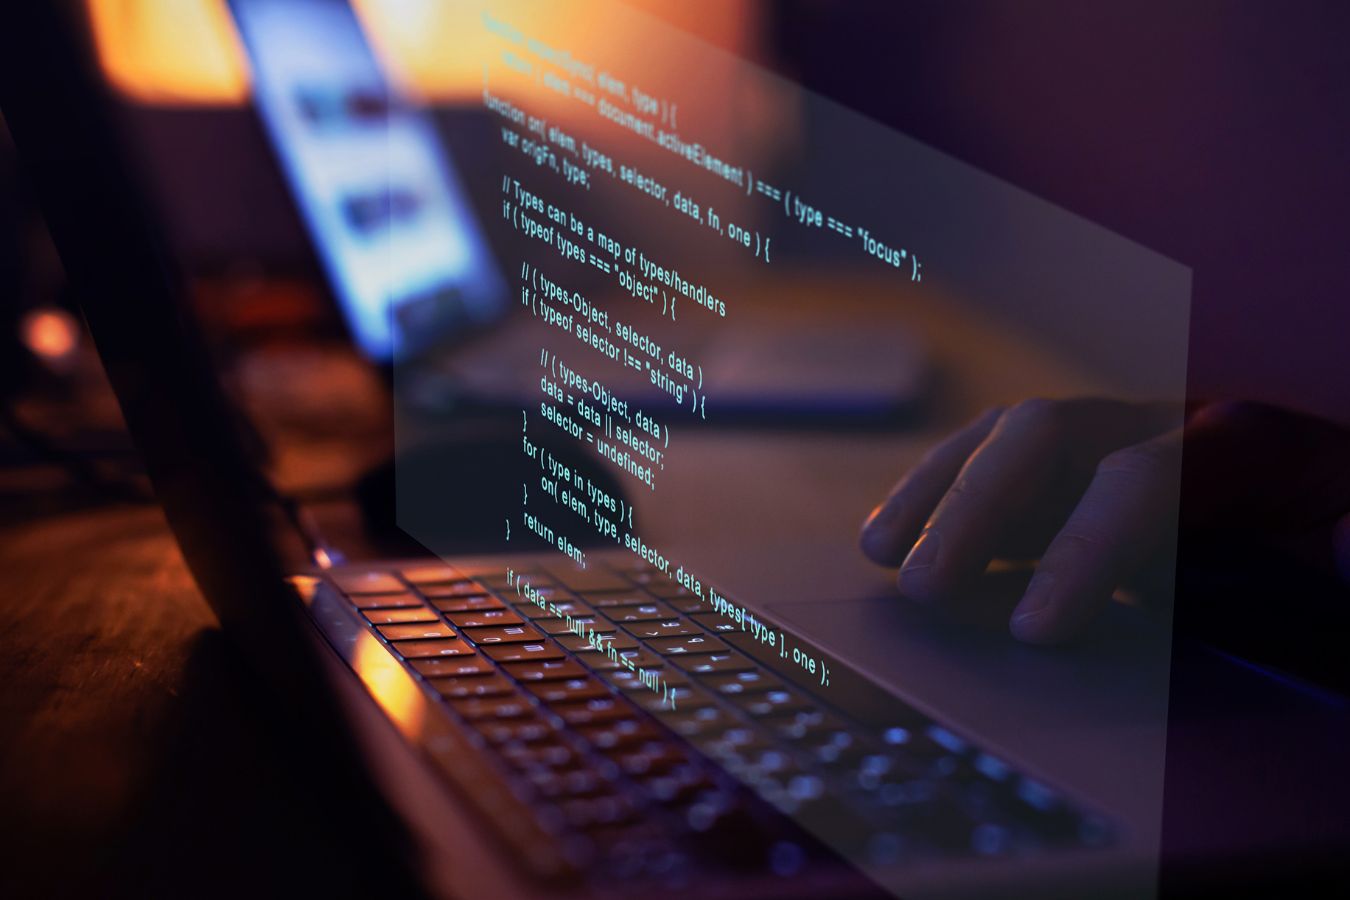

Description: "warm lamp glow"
86 0 249 105
87 0 759 106
21 308 80 362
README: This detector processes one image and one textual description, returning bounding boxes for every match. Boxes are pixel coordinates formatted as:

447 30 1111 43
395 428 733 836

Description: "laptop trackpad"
767 594 1172 829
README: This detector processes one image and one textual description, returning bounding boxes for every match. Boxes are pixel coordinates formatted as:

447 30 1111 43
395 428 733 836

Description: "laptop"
224 0 928 426
4 3 1344 898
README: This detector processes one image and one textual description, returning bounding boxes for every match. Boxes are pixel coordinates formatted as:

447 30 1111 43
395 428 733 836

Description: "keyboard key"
553 697 637 727
728 689 817 719
363 606 438 625
603 668 689 693
519 599 595 619
503 658 590 682
482 642 565 663
617 648 666 670
741 748 797 778
476 717 555 745
647 634 730 656
500 741 576 770
378 621 457 642
558 633 638 654
508 585 573 606
579 648 663 673
451 696 534 721
623 618 704 640
559 794 636 828
480 571 550 589
524 678 613 705
432 595 505 613
636 765 715 804
526 768 609 799
576 719 664 750
463 623 545 644
642 582 699 600
446 609 523 629
350 591 422 609
445 561 513 578
808 731 877 767
614 743 689 777
333 571 404 594
700 670 784 696
536 618 584 637
429 674 516 700
395 638 475 659
630 685 707 713
668 598 708 614
534 615 577 636
576 653 626 673
560 770 613 797
410 655 493 678
656 705 734 739
668 651 755 675
537 615 614 637
702 729 777 769
763 709 845 739
587 593 658 608
399 564 460 584
688 613 744 636
605 602 677 623
420 580 489 598
972 755 1015 782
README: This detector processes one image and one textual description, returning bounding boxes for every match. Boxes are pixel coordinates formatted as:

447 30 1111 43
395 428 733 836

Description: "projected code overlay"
479 10 895 710
390 6 1168 893
485 16 924 285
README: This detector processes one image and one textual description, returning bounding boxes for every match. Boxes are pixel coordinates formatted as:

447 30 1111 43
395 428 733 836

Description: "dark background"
3 2 1349 897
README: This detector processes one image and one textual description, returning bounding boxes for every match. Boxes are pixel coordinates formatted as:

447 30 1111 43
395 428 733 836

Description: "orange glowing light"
351 630 425 735
353 0 760 103
87 0 760 106
86 0 249 105
20 308 80 361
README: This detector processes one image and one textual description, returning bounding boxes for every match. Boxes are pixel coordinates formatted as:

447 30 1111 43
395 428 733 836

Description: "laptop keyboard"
323 556 1112 886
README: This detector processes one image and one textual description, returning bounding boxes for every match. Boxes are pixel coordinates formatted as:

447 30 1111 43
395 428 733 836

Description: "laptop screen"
228 0 505 362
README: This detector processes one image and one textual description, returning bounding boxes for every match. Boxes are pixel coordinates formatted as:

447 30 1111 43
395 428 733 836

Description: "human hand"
859 399 1350 644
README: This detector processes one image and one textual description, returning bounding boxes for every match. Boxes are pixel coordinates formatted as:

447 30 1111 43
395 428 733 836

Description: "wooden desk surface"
0 499 390 898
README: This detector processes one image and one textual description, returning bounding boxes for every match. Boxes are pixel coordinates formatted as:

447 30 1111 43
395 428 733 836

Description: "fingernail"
1011 573 1055 640
860 503 887 535
860 503 903 560
898 529 940 599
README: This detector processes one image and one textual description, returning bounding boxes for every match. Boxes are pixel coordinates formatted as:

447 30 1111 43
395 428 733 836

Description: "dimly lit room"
2 3 1348 898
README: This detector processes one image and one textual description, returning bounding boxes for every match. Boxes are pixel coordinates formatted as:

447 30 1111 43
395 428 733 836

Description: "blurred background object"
84 0 764 105
1 112 151 516
71 1 1350 428
3 5 1349 896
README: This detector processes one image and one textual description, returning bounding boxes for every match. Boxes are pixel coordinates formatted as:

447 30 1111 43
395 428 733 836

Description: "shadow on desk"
0 504 402 899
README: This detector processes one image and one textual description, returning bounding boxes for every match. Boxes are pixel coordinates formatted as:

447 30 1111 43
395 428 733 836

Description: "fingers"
862 397 1190 642
1010 429 1183 644
897 400 1069 603
859 407 1003 566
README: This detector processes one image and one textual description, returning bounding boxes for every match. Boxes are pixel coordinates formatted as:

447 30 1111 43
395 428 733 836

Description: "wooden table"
0 492 406 897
